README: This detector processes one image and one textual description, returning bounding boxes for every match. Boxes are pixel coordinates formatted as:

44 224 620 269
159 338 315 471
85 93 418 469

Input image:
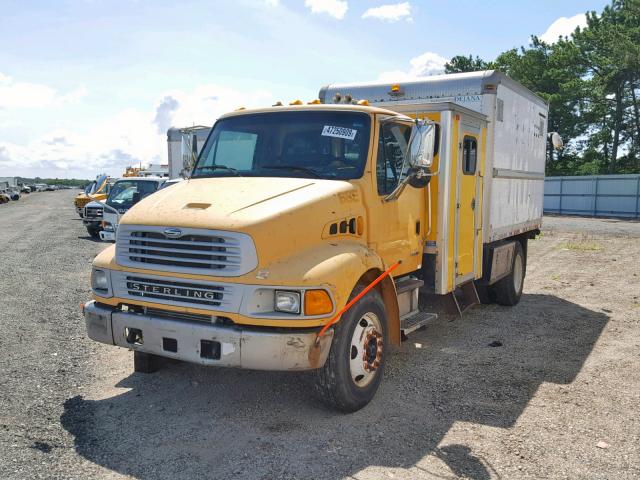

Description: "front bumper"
83 301 333 371
99 230 115 241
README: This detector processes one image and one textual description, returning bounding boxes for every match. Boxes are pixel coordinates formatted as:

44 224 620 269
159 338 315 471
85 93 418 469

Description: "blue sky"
0 0 608 179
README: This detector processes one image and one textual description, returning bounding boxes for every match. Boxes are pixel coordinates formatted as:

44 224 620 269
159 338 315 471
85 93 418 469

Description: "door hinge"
471 198 476 210
456 202 460 209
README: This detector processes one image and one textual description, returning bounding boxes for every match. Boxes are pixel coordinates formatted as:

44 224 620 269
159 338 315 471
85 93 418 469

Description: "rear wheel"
314 288 388 412
493 241 525 306
474 282 496 304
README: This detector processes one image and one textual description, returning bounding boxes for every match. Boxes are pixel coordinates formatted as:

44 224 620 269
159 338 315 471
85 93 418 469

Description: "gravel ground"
1 190 639 480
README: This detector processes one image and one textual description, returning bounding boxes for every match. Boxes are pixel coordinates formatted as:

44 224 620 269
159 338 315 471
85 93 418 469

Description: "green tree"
444 55 489 74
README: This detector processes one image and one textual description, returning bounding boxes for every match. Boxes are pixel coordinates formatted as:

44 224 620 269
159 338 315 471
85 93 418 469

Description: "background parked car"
82 200 105 238
99 177 165 241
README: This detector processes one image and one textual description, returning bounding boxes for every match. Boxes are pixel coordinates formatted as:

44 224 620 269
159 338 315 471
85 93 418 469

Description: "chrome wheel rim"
513 252 524 294
349 312 383 388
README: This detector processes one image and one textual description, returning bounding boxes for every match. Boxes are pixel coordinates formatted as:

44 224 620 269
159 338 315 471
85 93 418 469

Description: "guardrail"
544 174 640 219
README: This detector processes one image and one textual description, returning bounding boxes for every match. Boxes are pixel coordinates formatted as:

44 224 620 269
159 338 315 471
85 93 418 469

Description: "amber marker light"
356 216 364 235
304 290 333 316
390 84 401 92
289 99 303 105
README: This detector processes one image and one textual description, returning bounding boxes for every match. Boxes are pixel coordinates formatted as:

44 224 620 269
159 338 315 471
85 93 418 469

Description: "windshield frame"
191 109 373 181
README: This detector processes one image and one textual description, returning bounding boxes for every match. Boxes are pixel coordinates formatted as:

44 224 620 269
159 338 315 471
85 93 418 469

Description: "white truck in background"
167 126 211 179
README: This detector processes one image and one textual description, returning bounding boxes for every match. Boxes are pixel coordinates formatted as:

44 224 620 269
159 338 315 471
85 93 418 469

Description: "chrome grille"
111 271 241 312
85 206 103 220
116 225 258 276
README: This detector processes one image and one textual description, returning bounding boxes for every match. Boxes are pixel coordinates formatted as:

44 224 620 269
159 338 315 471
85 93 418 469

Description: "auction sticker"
321 125 357 140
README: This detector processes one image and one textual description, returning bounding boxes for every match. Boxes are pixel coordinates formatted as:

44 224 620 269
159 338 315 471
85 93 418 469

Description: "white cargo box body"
167 126 211 179
319 71 548 243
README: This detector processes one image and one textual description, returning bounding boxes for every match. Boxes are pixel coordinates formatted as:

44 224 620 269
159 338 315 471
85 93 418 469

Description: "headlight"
274 290 301 314
91 269 112 297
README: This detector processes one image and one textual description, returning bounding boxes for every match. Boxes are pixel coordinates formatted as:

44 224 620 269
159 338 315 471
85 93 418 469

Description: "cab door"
454 130 480 284
364 119 425 276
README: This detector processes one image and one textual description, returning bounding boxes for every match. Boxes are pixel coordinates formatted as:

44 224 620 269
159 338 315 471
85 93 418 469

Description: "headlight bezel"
91 268 113 298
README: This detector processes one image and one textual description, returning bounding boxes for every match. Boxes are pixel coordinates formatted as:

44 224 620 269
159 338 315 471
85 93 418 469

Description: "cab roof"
218 103 411 121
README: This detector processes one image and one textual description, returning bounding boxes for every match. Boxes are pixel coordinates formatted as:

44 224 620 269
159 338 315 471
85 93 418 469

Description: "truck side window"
377 122 411 195
462 136 477 175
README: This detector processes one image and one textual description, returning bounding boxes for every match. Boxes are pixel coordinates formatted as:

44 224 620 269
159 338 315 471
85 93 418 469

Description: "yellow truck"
74 174 112 217
83 71 553 411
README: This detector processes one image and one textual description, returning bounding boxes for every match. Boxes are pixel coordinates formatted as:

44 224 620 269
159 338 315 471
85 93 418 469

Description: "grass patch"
560 233 603 252
560 241 603 251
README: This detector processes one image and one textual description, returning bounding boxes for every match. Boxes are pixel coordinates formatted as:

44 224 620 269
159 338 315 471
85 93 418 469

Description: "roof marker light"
289 99 303 105
307 99 321 105
272 101 283 106
357 99 369 106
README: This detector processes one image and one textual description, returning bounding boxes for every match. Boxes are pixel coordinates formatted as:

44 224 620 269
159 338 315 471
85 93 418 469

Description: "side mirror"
549 132 564 150
409 120 436 169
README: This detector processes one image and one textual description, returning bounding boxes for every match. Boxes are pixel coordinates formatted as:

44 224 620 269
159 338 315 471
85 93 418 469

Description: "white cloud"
0 73 86 109
362 2 411 22
264 0 279 6
378 51 447 81
0 84 273 178
539 13 587 44
304 0 348 19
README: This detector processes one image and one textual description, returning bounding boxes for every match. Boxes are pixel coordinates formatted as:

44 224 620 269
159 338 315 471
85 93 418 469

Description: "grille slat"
116 225 258 276
122 242 242 258
127 252 240 266
120 235 238 249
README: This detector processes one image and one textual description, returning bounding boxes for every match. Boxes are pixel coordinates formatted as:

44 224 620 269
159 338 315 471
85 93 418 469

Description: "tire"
86 226 101 238
314 287 388 412
474 282 496 304
133 351 162 373
493 241 525 306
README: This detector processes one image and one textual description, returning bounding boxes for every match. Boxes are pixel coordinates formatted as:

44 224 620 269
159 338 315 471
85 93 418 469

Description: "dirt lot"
1 190 639 480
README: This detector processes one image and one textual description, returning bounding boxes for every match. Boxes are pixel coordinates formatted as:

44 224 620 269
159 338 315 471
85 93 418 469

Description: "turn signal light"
304 290 333 316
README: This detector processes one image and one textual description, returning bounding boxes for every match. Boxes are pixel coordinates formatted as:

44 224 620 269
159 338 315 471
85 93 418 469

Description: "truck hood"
122 176 359 230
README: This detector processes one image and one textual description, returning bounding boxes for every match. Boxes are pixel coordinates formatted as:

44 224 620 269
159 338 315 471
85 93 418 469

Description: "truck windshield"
107 180 160 209
191 111 371 180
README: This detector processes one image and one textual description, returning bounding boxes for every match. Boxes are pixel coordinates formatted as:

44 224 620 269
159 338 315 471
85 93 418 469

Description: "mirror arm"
383 174 411 203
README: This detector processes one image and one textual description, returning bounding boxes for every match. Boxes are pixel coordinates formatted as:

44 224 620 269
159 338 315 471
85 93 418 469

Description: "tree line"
445 0 640 176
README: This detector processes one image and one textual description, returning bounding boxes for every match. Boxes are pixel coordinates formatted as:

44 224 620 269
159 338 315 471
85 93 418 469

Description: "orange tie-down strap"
315 260 402 345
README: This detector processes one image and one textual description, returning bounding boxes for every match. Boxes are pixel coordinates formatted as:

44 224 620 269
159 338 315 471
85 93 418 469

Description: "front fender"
258 241 386 311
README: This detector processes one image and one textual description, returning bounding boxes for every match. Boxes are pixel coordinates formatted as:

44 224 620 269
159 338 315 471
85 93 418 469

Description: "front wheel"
314 288 388 412
86 226 101 238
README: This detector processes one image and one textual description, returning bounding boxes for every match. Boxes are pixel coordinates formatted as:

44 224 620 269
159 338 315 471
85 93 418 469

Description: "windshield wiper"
262 165 322 178
192 165 242 177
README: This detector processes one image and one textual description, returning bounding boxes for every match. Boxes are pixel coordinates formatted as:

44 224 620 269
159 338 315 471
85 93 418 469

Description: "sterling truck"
83 71 552 411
